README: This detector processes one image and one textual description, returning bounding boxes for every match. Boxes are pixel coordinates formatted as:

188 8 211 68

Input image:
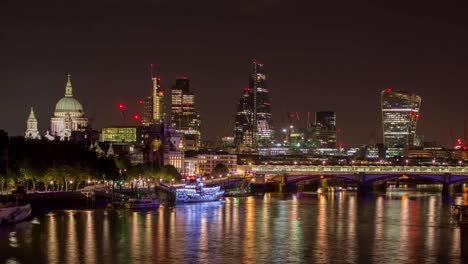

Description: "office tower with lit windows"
141 66 165 126
234 61 274 151
234 87 254 150
141 96 153 126
171 77 201 150
381 88 421 156
152 76 164 123
315 111 337 149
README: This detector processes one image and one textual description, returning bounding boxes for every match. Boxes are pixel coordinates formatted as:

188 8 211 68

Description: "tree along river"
1 192 468 263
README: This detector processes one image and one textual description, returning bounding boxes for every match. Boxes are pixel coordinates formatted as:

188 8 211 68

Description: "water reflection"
0 194 467 263
47 213 58 264
66 211 78 264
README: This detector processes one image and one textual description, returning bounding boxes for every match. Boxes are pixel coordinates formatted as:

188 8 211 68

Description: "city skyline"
2 1 468 147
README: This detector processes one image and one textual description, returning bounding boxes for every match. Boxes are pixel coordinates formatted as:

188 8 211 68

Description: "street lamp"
49 181 54 192
351 160 355 165
322 160 326 166
432 159 436 166
294 161 298 165
405 159 409 166
459 160 463 166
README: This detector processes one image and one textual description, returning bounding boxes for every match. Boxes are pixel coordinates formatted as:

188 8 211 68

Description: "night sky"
2 0 468 147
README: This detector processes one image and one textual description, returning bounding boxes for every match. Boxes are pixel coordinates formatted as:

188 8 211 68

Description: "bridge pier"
442 183 452 197
358 182 373 195
442 173 452 197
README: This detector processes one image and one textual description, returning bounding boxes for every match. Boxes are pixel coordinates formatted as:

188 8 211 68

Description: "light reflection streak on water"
169 208 176 260
157 209 165 259
129 212 138 261
426 196 435 260
260 193 271 262
290 194 303 262
452 225 461 264
199 208 208 262
315 194 328 262
84 211 96 264
399 195 409 261
243 197 255 264
145 213 153 261
232 198 240 255
47 213 58 264
373 196 384 263
337 192 344 249
66 211 78 264
346 195 357 262
102 211 110 264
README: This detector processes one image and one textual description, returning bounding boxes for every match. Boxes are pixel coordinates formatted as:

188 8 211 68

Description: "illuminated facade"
50 74 88 140
141 96 153 126
165 152 185 173
197 154 237 175
234 87 254 150
25 107 41 140
234 61 274 151
171 77 201 150
100 127 137 143
152 76 164 123
381 88 421 151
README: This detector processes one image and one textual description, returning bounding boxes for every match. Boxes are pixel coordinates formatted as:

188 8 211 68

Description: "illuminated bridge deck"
250 165 468 175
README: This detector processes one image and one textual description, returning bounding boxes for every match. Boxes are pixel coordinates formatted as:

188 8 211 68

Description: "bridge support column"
278 174 286 192
357 173 372 195
358 183 373 195
442 173 452 197
442 183 451 197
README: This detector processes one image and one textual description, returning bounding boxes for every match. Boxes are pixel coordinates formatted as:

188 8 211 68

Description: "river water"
1 192 468 263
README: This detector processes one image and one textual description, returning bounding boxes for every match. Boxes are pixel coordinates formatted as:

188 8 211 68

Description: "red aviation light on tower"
132 113 140 121
118 103 125 110
139 100 144 104
385 87 392 92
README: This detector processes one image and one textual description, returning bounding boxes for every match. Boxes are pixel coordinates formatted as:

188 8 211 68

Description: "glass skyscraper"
381 88 421 151
171 77 201 150
234 61 274 151
315 111 337 149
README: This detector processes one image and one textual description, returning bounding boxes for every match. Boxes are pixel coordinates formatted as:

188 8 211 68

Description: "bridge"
248 165 468 195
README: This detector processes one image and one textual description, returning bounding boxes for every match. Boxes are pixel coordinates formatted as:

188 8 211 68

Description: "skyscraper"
152 75 164 123
381 88 421 152
141 96 153 126
315 111 337 149
171 77 201 150
234 87 254 149
234 61 274 151
142 66 165 126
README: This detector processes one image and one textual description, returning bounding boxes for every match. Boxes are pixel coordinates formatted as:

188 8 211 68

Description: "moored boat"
451 204 468 224
175 176 224 203
0 203 32 225
125 198 159 209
